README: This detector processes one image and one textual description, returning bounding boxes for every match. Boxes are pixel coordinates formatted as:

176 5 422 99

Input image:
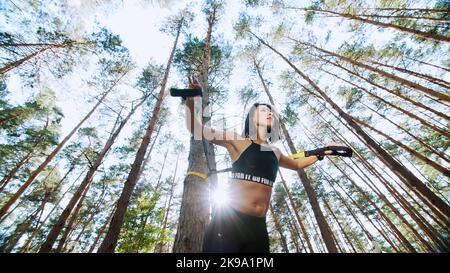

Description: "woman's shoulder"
268 144 281 161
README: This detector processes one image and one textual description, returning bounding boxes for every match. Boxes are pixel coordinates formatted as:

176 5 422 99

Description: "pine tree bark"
321 58 450 122
249 31 450 220
307 99 449 250
323 198 358 252
278 172 315 252
98 16 184 253
367 59 450 89
290 38 450 103
39 98 143 252
254 58 337 252
269 204 289 253
173 7 219 253
283 196 307 252
319 57 450 121
0 43 76 74
298 100 415 252
351 116 450 177
19 166 79 252
0 74 125 219
0 150 35 192
308 97 450 225
155 153 179 253
88 206 117 253
322 69 450 139
289 7 450 43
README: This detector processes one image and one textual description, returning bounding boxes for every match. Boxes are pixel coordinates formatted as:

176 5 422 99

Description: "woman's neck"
254 126 269 145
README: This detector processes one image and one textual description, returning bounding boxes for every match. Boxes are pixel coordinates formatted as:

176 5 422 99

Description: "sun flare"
212 185 230 207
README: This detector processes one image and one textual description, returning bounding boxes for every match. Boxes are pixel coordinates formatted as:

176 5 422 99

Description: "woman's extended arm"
276 143 342 171
184 76 237 147
278 151 319 171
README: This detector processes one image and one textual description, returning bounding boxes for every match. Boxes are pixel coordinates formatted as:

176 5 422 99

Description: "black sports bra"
231 139 279 187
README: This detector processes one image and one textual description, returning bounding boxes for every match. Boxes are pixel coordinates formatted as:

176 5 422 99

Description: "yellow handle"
288 151 305 159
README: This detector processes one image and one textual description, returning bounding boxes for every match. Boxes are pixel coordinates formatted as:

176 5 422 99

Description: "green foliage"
337 86 363 110
244 0 268 7
135 62 164 96
280 103 299 127
116 189 165 253
174 34 232 79
233 12 263 39
159 9 194 36
338 42 375 61
238 85 259 105
304 11 316 24
0 86 62 183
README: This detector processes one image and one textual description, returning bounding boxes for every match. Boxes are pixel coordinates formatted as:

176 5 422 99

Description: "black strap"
304 146 352 159
170 88 202 99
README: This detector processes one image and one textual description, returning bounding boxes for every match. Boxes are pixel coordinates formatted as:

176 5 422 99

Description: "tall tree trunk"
269 204 289 253
65 188 109 252
1 192 50 252
290 38 450 103
289 7 450 43
173 7 219 253
0 113 51 187
321 58 450 122
308 96 450 225
136 124 162 184
0 150 36 192
287 218 302 252
343 14 449 23
357 100 450 164
254 58 337 253
0 73 125 219
306 102 447 251
329 158 434 252
373 156 449 231
346 154 450 251
367 59 450 89
154 153 179 253
322 69 450 139
405 56 450 73
0 43 76 74
283 195 307 252
39 98 143 252
296 109 416 252
1 47 46 74
322 167 407 252
152 147 170 193
323 198 358 252
351 116 450 177
278 172 315 252
98 16 184 253
88 206 117 253
54 182 98 253
19 166 80 252
249 31 450 220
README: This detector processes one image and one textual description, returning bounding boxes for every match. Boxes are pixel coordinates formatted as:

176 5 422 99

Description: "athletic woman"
184 76 343 253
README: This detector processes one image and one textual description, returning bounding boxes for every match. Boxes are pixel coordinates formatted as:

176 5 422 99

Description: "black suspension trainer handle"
170 85 215 178
169 88 203 99
305 146 353 159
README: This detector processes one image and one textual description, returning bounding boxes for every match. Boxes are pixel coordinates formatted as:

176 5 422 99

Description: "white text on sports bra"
231 172 274 187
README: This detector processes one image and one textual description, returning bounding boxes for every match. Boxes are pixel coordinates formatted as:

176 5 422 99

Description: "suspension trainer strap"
186 167 232 180
289 146 352 159
187 171 208 180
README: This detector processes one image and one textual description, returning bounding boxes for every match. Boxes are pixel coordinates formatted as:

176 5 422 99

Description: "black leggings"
202 206 270 253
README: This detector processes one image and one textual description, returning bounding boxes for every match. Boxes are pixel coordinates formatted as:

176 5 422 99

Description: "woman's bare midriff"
228 178 272 218
224 138 279 218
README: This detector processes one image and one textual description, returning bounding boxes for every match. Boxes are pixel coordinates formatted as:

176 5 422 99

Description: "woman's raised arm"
184 76 237 147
